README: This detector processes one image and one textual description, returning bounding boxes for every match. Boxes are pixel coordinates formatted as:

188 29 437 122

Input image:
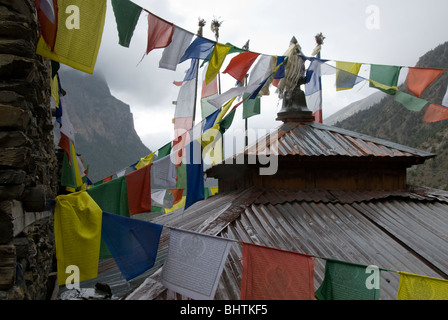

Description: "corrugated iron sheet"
125 186 448 300
244 122 435 159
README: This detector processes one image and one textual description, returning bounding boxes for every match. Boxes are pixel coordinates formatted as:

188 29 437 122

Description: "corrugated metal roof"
243 122 435 159
125 186 448 300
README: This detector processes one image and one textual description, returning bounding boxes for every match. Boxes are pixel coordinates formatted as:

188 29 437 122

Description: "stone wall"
0 0 60 299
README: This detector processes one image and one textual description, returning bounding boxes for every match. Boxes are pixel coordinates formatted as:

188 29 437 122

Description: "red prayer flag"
35 0 58 51
168 189 184 205
223 52 260 82
423 104 448 123
125 164 152 215
145 11 174 54
240 243 315 300
406 67 444 98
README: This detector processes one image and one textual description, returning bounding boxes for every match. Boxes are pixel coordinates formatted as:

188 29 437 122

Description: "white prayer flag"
159 26 194 71
442 85 448 107
161 228 234 300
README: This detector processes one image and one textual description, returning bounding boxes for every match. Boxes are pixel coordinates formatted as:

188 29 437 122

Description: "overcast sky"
92 0 448 154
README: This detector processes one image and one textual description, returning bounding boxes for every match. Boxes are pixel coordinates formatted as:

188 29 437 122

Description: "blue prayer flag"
101 211 163 281
179 36 216 64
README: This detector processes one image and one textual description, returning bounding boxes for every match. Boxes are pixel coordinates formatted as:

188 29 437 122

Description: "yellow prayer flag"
36 0 107 74
216 97 236 123
135 152 156 170
54 191 103 285
205 43 232 85
397 272 448 300
50 74 59 107
336 61 362 91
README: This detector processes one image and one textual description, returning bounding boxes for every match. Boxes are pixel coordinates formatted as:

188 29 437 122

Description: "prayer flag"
247 55 275 93
87 176 129 259
240 243 315 300
315 259 381 300
185 139 204 209
174 81 196 117
173 117 193 166
145 11 174 54
54 191 102 285
111 0 142 48
406 67 444 98
394 91 428 112
242 93 261 119
161 228 234 300
125 164 152 216
369 64 401 94
159 26 194 71
202 63 219 98
305 53 323 123
336 61 363 91
397 272 448 300
423 104 448 123
223 51 260 82
87 176 129 217
151 155 177 189
157 142 172 159
60 139 86 191
206 43 232 84
35 0 58 51
179 37 216 64
36 0 106 74
101 211 163 281
135 152 155 170
218 109 236 135
443 85 448 107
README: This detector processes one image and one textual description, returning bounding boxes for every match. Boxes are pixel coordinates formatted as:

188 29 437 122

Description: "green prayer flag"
158 142 172 159
242 93 261 119
315 259 381 300
394 91 428 112
218 109 236 135
111 0 142 48
369 64 401 95
176 162 187 189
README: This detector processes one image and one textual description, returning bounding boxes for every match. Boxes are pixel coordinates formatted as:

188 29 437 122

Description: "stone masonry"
0 0 60 299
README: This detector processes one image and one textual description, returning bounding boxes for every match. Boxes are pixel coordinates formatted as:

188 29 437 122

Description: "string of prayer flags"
335 61 363 91
159 26 194 71
145 10 174 54
315 259 381 300
111 0 142 48
205 43 232 85
240 243 315 300
161 228 234 300
125 163 152 216
54 191 103 285
405 67 445 98
179 36 216 64
369 64 401 94
423 104 448 123
397 271 448 300
35 0 58 52
101 211 163 281
223 51 260 83
36 0 107 74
